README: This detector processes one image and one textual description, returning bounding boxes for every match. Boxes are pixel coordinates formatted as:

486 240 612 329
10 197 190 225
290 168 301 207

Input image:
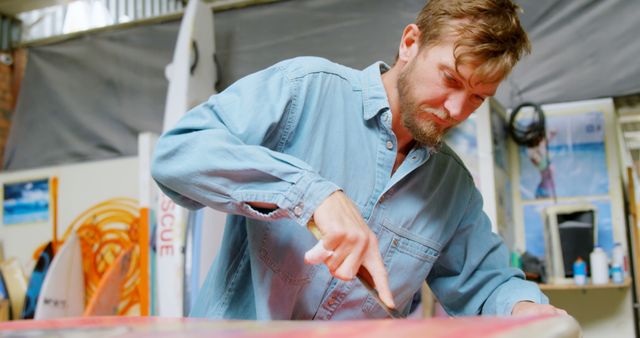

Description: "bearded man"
152 0 566 319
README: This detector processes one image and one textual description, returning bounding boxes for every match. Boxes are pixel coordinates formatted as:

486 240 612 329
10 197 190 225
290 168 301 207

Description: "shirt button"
392 238 399 247
386 141 393 150
293 205 303 216
412 156 417 160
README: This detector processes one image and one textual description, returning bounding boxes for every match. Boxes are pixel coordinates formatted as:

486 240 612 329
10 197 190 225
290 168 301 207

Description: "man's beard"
397 62 452 147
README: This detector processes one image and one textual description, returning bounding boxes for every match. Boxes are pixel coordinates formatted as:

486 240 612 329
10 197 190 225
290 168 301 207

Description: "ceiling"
0 0 73 16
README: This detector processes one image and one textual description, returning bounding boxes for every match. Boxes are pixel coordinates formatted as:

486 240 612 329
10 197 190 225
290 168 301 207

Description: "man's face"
397 40 501 147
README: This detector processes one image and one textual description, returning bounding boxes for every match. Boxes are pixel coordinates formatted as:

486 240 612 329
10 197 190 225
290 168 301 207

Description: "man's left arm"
427 187 565 316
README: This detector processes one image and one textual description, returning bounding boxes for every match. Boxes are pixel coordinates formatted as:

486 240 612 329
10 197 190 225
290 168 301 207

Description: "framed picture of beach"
2 178 50 225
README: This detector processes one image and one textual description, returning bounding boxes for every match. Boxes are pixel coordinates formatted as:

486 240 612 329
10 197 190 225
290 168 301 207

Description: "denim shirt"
151 56 548 320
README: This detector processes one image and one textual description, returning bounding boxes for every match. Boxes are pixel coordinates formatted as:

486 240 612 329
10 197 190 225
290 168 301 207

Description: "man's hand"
511 301 568 316
304 191 396 309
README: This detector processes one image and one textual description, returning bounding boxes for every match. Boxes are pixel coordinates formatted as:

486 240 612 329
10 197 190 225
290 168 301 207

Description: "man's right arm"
151 61 339 226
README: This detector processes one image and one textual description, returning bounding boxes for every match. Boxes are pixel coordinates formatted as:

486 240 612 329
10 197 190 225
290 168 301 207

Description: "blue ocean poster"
518 111 608 200
3 178 50 225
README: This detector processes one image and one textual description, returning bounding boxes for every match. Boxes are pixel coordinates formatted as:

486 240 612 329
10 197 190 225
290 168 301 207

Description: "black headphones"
508 102 546 147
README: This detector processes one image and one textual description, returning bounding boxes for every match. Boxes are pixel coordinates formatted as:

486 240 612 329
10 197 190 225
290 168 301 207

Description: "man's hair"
416 0 531 83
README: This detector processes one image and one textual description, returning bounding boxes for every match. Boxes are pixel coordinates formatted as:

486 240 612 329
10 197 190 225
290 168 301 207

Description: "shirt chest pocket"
362 225 441 316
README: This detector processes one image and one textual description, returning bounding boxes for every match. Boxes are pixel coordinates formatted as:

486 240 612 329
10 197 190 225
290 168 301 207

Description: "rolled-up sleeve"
151 60 339 225
427 187 548 316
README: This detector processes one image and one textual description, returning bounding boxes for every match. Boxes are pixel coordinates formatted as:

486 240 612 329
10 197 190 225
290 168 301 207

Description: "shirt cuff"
229 170 340 225
483 278 549 316
282 171 341 225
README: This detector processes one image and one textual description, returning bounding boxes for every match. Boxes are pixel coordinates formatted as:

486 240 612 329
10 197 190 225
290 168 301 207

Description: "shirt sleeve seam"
275 74 300 152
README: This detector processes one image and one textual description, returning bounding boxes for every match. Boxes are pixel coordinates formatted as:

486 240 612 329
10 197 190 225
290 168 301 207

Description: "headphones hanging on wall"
508 102 547 147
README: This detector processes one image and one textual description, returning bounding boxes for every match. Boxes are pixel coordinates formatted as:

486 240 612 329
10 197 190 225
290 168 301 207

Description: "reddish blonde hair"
416 0 531 83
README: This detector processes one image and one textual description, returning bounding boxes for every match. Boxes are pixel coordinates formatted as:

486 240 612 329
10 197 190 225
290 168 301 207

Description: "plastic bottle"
612 242 626 277
590 246 609 285
611 265 624 284
572 257 587 285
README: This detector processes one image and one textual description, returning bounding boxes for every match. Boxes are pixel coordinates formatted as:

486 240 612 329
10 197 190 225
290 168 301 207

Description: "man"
152 0 566 319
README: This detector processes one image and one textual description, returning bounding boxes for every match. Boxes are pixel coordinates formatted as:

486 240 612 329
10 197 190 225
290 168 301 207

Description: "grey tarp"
4 22 178 170
5 0 640 170
496 0 640 107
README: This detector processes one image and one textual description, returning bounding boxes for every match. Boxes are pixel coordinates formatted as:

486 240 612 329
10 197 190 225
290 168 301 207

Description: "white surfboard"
162 0 217 131
154 0 221 317
34 232 85 319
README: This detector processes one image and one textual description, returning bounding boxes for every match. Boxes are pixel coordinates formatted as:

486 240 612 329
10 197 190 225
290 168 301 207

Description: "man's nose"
443 92 470 122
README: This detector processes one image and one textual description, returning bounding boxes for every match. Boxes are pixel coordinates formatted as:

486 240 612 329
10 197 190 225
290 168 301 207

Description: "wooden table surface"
0 315 581 338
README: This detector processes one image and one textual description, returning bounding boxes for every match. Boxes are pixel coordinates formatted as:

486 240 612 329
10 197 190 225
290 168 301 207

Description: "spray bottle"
573 257 587 286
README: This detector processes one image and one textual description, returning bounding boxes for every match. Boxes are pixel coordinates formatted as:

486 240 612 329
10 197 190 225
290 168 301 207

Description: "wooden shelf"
538 277 632 291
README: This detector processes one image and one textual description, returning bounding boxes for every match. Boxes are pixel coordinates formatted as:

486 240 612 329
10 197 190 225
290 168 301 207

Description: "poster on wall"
445 116 480 188
2 178 49 225
523 199 614 258
518 111 608 200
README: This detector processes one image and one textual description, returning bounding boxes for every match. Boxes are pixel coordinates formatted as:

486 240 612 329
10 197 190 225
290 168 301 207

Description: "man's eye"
443 72 460 88
474 95 486 102
444 72 456 82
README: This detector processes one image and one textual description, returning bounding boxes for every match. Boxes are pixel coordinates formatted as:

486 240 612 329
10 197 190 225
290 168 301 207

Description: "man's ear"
398 24 421 63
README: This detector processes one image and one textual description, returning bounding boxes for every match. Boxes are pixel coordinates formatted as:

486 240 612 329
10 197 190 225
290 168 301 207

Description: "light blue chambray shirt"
151 56 548 320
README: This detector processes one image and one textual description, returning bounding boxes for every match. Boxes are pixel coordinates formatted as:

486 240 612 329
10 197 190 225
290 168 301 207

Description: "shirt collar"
361 61 391 121
360 62 442 154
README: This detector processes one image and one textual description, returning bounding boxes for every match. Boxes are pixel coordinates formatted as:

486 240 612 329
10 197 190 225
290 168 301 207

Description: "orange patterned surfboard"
83 246 133 316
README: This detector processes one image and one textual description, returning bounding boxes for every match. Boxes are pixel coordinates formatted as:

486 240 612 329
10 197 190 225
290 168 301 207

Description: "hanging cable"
508 102 546 147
